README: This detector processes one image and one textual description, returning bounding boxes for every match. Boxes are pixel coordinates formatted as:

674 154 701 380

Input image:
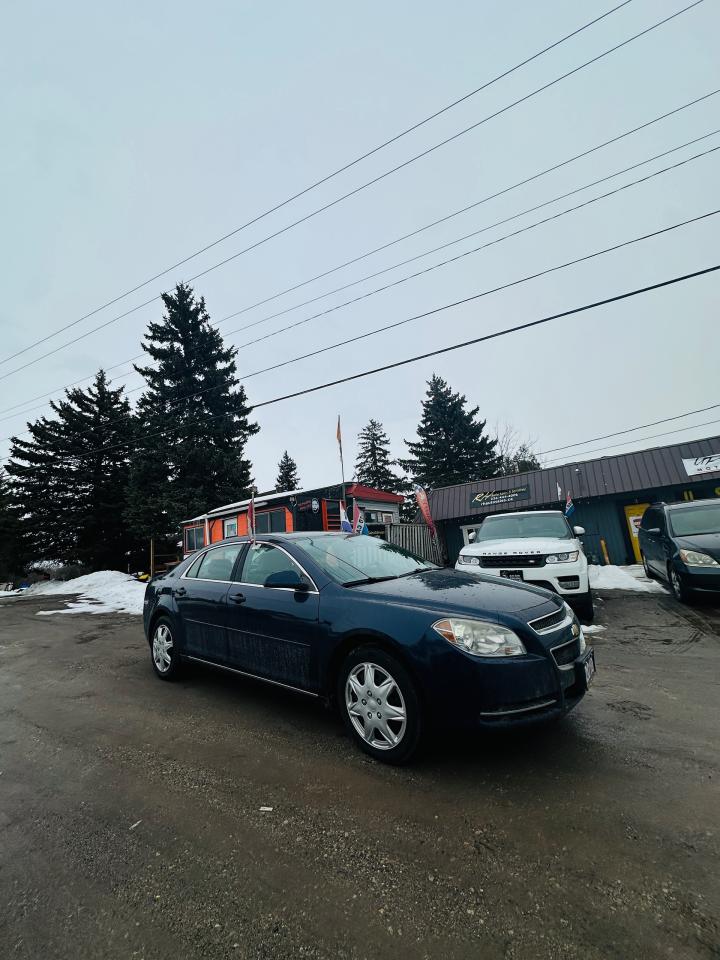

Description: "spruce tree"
354 419 400 491
275 451 300 492
6 371 137 568
126 283 259 539
399 374 501 489
0 470 25 579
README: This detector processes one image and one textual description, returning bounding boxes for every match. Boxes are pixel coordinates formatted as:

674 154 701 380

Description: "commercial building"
427 435 720 566
182 482 404 556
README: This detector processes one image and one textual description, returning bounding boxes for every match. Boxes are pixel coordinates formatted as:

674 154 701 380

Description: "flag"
247 491 256 541
556 482 562 501
336 415 342 448
339 500 353 533
565 492 575 517
414 485 436 538
353 505 368 534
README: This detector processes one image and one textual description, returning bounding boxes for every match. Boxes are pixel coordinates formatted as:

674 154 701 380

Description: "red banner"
414 485 436 538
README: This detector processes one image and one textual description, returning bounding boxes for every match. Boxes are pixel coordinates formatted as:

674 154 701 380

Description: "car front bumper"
454 561 589 596
675 562 720 592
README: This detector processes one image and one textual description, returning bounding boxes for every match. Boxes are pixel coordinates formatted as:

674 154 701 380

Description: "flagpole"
337 414 346 507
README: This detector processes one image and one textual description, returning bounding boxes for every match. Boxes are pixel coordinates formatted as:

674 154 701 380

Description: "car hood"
674 533 720 560
348 568 561 619
461 537 577 556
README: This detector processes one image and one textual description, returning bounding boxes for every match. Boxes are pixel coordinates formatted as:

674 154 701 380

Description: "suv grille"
480 554 546 568
551 638 581 667
528 608 567 633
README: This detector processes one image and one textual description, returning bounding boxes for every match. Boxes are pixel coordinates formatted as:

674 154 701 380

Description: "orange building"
182 483 404 556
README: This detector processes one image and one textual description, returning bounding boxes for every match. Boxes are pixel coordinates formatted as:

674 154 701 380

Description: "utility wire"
3 209 716 448
544 416 720 463
537 401 720 457
4 256 718 464
0 0 703 380
1 85 715 421
224 140 720 352
0 0 636 368
217 88 720 329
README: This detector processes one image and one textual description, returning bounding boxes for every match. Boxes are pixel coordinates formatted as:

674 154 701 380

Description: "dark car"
638 499 720 603
143 533 596 763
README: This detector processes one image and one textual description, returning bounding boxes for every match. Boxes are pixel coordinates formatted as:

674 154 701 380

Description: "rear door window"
195 545 244 582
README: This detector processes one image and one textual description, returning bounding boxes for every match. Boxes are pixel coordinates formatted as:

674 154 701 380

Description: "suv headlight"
546 551 579 563
432 618 526 657
458 554 480 565
678 549 719 567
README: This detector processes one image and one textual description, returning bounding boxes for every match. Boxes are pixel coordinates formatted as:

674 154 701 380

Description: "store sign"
469 485 530 509
682 453 720 477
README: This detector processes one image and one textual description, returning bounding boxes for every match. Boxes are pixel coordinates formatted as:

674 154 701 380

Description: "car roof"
654 499 719 512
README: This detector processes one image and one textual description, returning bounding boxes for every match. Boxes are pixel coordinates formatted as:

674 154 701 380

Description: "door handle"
173 587 187 598
230 592 246 604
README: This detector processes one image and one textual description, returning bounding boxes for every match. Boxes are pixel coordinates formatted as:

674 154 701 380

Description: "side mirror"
646 527 661 536
467 530 477 542
573 526 585 536
264 570 309 590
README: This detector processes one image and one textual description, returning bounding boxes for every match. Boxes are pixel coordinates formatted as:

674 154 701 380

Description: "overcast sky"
1 0 719 495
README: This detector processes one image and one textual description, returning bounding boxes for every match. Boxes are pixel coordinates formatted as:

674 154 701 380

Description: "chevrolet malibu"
143 533 596 763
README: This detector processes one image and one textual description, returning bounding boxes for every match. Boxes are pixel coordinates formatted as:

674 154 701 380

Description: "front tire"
150 616 182 680
574 589 595 623
641 552 652 578
668 564 692 604
338 646 421 764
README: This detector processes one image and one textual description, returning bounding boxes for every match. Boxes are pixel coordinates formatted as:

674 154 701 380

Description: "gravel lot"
1 589 719 959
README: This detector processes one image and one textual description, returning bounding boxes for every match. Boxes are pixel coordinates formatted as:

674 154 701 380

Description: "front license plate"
582 650 596 687
500 570 523 581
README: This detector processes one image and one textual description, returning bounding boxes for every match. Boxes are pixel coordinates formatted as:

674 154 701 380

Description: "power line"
1 86 715 422
3 209 716 449
537 402 720 456
216 89 720 330
544 416 720 463
0 0 704 382
4 259 718 464
224 140 720 352
0 0 636 368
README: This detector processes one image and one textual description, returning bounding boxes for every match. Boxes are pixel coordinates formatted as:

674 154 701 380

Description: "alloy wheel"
152 624 173 673
670 568 683 600
345 662 407 750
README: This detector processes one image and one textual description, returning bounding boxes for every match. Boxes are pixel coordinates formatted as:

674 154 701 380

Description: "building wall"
439 479 720 566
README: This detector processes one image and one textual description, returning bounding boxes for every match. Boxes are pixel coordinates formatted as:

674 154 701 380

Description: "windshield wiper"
344 575 401 587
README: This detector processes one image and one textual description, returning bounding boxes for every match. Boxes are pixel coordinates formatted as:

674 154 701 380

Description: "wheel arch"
323 630 425 707
147 605 176 646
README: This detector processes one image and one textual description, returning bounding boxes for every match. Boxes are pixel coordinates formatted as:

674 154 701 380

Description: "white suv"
455 510 593 621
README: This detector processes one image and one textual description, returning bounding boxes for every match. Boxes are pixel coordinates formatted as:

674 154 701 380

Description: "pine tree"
126 283 259 539
275 451 300 492
399 374 501 489
6 371 137 568
354 419 400 491
0 469 25 579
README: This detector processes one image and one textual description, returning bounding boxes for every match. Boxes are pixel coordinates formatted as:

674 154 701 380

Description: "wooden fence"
384 523 446 565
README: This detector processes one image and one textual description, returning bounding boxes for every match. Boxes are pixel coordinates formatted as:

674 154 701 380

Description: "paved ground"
1 589 719 960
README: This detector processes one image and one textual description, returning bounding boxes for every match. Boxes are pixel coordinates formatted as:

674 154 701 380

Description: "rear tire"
338 646 421 765
150 616 182 680
668 564 692 604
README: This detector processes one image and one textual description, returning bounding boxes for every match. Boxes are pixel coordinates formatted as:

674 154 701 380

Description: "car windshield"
477 514 572 542
295 535 437 585
668 503 720 537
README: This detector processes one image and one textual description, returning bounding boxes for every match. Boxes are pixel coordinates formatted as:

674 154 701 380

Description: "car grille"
479 554 546 568
528 608 567 633
551 637 581 667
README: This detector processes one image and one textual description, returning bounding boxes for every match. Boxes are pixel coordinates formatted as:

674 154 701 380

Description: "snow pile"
27 570 146 615
0 588 22 597
582 624 606 635
589 564 664 593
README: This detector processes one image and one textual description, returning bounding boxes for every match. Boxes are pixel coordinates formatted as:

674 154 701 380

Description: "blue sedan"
143 533 596 763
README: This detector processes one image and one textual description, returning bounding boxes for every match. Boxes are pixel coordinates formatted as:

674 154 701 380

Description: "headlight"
546 551 579 563
458 555 480 565
678 549 719 567
566 604 586 653
432 618 526 657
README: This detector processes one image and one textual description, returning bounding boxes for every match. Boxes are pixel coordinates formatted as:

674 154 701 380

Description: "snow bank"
582 624 606 635
589 564 664 593
26 570 145 615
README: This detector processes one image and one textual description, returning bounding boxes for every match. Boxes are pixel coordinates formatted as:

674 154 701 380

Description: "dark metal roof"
428 435 720 522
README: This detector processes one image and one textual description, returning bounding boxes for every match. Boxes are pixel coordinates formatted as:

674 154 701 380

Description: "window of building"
254 508 287 534
239 543 309 587
224 518 238 538
382 512 394 523
185 526 205 552
196 545 244 582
